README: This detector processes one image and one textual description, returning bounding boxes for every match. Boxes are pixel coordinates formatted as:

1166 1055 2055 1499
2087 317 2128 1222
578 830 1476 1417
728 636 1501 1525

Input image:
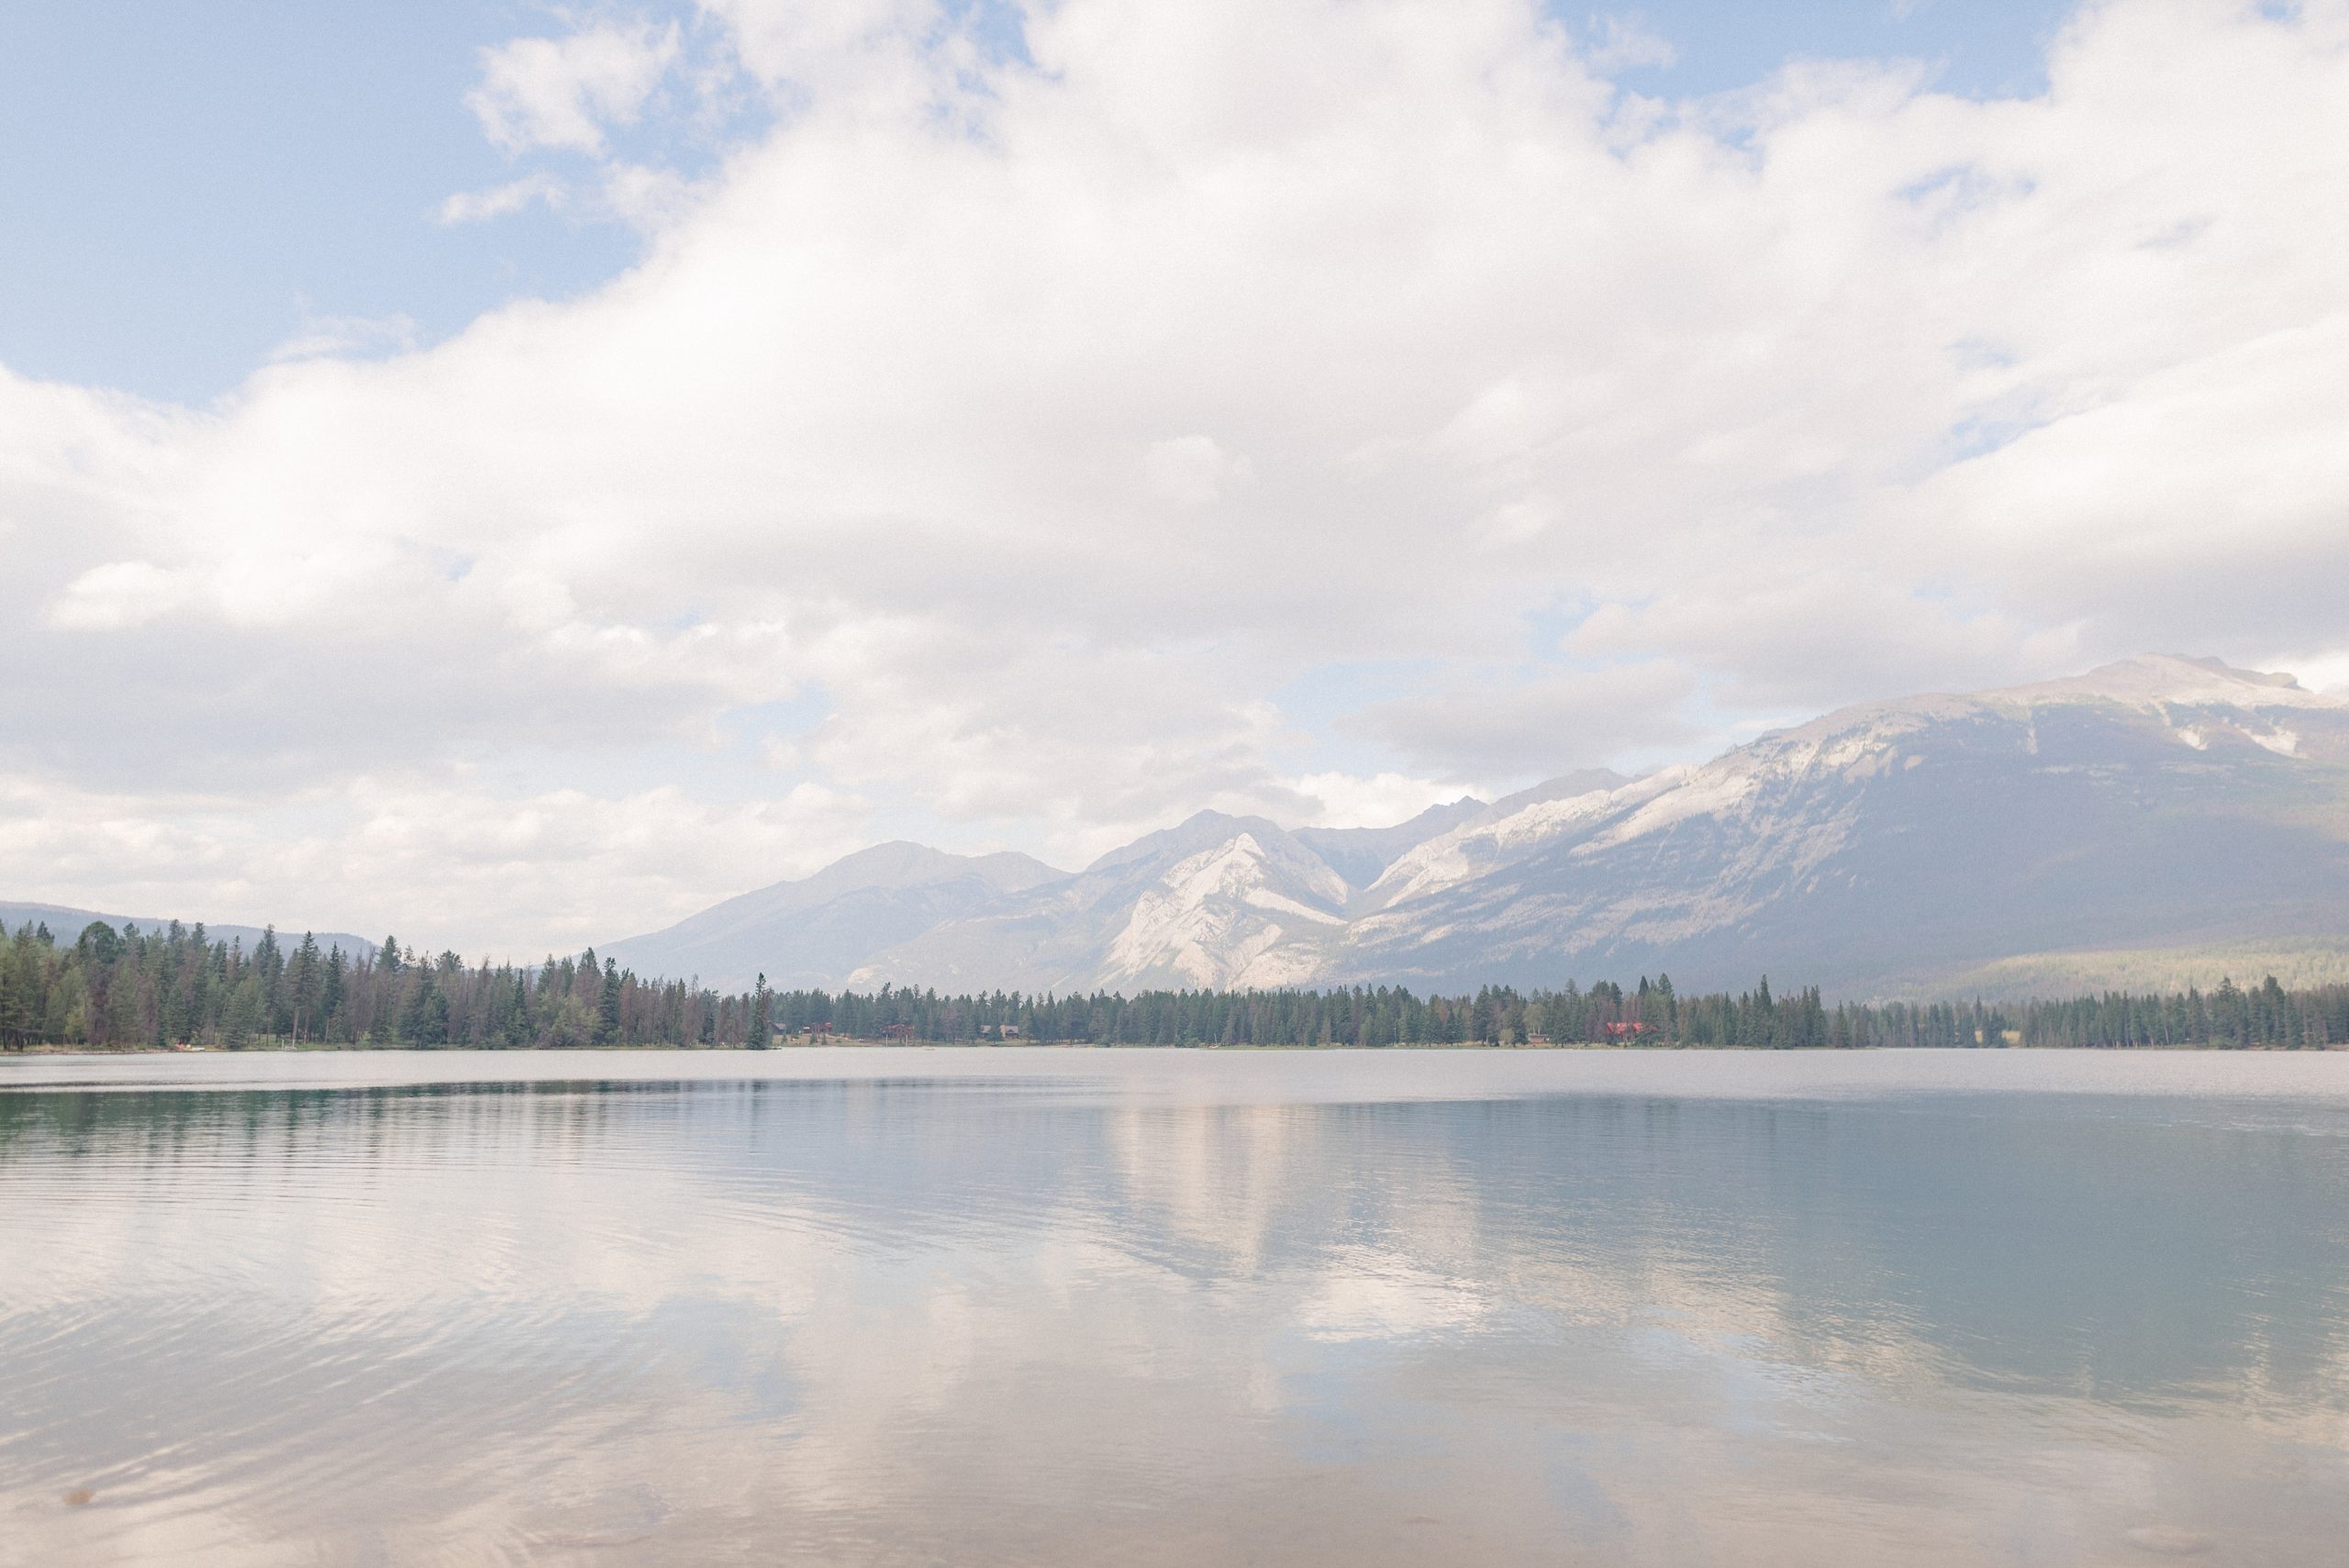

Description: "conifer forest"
5 917 2346 1052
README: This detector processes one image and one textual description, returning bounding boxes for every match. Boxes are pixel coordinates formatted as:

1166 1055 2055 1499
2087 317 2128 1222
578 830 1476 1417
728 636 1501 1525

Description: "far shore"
7 1040 2340 1055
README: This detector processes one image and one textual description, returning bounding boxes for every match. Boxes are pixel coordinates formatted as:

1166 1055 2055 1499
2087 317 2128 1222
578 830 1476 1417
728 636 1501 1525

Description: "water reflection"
3 1056 2348 1564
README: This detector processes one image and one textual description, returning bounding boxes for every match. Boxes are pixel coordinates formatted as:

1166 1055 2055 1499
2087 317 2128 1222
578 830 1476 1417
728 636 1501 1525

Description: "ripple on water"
5 1055 2349 1564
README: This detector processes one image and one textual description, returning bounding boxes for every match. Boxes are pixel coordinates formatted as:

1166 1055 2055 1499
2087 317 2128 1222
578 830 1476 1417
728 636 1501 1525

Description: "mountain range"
0 902 377 963
607 655 2349 999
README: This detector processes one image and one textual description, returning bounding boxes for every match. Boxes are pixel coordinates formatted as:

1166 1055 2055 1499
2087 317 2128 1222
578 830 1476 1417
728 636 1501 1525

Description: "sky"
3 0 2345 956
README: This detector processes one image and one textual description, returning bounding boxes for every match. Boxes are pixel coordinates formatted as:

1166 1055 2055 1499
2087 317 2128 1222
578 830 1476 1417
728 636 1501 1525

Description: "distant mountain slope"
602 841 1064 992
612 655 2349 1000
1293 796 1487 889
0 902 377 961
849 812 1356 993
1329 655 2349 994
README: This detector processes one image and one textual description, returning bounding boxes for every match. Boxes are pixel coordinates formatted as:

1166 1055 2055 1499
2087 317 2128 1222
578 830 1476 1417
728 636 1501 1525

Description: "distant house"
992 1023 1023 1039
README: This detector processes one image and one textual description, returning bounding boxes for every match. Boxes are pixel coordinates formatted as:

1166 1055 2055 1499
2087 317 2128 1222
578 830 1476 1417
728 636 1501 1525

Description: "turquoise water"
4 1049 2348 1565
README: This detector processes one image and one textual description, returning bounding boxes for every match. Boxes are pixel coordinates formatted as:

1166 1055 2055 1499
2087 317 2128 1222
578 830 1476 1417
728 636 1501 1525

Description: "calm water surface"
5 1049 2349 1566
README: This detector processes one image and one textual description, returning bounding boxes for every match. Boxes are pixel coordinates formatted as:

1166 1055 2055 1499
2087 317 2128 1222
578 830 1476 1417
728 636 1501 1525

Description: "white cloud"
0 772 871 957
2284 651 2349 697
263 310 423 364
597 160 696 231
704 0 966 92
1585 15 1677 73
1285 772 1475 829
45 561 198 630
439 172 569 224
1562 576 2086 713
6 0 2349 951
1143 435 1252 506
440 164 691 233
1346 662 1701 779
466 20 682 155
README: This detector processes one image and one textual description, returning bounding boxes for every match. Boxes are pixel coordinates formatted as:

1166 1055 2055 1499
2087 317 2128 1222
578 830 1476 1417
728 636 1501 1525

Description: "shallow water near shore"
5 1048 2348 1565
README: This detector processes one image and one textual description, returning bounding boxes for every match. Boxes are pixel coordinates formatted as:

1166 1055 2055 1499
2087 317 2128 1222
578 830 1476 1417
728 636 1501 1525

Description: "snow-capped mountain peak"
1999 653 2339 714
1362 771 1656 911
615 655 2349 998
1101 830 1349 989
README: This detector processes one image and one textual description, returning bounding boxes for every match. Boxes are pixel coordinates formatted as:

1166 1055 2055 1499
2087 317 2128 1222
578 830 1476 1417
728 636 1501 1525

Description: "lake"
5 1048 2348 1565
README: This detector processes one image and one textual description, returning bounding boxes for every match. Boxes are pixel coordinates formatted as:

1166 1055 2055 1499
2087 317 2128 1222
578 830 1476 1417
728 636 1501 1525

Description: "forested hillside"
4 917 2344 1051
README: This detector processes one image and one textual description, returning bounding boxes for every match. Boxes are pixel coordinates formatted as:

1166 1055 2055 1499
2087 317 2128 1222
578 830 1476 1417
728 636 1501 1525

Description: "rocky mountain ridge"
609 656 2349 997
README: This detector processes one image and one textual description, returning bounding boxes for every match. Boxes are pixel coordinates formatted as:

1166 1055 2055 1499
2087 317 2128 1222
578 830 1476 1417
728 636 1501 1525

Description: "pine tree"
596 959 623 1046
222 975 263 1051
253 926 286 1035
320 949 347 1041
504 971 530 1048
289 932 322 1042
401 967 450 1047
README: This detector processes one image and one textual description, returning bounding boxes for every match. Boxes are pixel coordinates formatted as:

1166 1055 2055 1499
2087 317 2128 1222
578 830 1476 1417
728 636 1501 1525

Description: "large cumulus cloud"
4 0 2345 951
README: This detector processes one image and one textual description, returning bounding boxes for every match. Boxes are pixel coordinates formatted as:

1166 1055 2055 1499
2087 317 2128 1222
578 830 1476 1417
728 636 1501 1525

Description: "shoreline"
7 1040 2337 1056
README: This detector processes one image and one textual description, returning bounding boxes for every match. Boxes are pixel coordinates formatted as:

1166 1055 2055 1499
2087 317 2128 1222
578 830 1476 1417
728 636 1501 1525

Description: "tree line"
3 916 2344 1051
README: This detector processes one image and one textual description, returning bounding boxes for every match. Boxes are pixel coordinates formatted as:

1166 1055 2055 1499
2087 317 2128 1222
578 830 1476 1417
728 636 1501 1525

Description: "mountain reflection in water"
4 1050 2348 1566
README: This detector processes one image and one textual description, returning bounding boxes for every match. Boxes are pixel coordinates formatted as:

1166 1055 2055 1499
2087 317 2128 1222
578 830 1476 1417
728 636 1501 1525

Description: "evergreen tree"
596 959 623 1046
503 970 531 1048
401 967 451 1047
253 926 286 1034
289 932 322 1042
222 974 263 1051
320 949 347 1041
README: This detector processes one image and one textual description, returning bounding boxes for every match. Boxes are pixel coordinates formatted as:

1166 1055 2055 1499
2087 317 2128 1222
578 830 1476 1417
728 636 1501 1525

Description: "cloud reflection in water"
3 1053 2348 1564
